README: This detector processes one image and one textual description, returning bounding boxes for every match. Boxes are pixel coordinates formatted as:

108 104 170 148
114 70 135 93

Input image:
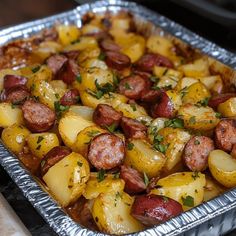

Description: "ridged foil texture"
1 1 236 235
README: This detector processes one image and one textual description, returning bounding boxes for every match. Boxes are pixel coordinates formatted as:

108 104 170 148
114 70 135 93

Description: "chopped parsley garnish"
112 73 119 87
105 123 116 133
77 161 83 167
181 195 194 207
32 66 40 73
150 76 159 83
153 134 164 143
87 89 104 99
54 101 70 117
55 93 60 99
180 86 188 98
114 191 122 206
36 145 41 150
192 171 200 180
113 171 120 179
76 74 82 83
41 160 46 168
164 118 184 129
189 116 196 124
215 112 222 118
197 97 210 107
11 104 16 109
143 172 149 186
37 136 44 144
194 139 200 145
30 84 36 92
71 39 80 44
87 130 101 138
98 52 106 61
124 82 131 90
162 196 169 203
127 142 134 150
153 143 169 154
97 169 106 182
152 85 161 91
130 103 137 111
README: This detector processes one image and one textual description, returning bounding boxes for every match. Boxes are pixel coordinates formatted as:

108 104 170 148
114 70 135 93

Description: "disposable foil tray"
1 1 236 235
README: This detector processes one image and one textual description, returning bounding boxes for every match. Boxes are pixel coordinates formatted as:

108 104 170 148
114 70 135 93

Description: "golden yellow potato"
148 118 168 143
111 17 131 31
72 125 106 156
27 65 53 90
31 80 57 110
166 90 182 111
81 23 102 35
203 176 225 202
1 124 30 154
0 69 21 91
27 133 59 158
116 102 148 119
43 152 90 207
49 80 67 98
158 127 191 172
63 36 97 52
0 103 24 128
179 58 210 78
92 191 144 234
153 66 183 80
175 77 199 91
77 46 101 64
217 97 236 117
151 172 206 211
83 58 108 70
83 173 125 199
178 103 220 131
69 105 94 121
58 112 93 148
125 139 166 178
56 25 80 46
199 75 223 94
157 75 178 89
208 150 236 188
182 82 210 104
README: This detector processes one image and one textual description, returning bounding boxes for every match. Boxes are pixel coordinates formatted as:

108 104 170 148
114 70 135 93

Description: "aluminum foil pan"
1 1 236 236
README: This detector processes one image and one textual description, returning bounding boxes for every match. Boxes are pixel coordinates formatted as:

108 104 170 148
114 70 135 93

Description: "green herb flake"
76 74 82 83
154 143 169 154
162 196 169 203
30 84 36 92
112 74 119 87
32 66 40 73
37 136 44 144
97 169 106 182
152 85 161 91
98 52 106 61
71 39 80 44
130 103 137 111
113 171 120 179
41 160 46 168
36 145 41 150
164 118 184 129
127 142 134 151
154 134 164 143
105 123 116 133
181 195 194 207
124 82 131 90
87 130 100 138
143 172 149 186
189 116 196 124
192 171 200 180
55 93 60 99
150 76 159 83
11 104 16 109
54 101 70 113
197 97 210 107
77 161 83 167
215 112 222 118
180 86 188 98
194 139 200 145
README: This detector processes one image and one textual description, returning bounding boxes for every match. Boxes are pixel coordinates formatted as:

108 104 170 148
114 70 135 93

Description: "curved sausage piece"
46 54 68 75
131 194 183 226
22 100 56 132
120 116 147 139
93 104 123 128
150 91 175 118
141 89 162 103
120 165 146 194
215 119 236 152
183 136 215 172
60 89 79 106
118 75 147 100
87 133 125 170
57 59 80 84
100 39 120 52
208 93 236 109
63 50 80 60
136 53 174 72
3 75 27 91
105 51 131 70
41 146 72 176
133 70 151 80
5 86 29 104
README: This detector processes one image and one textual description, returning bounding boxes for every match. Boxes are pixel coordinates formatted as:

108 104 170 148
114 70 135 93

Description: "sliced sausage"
87 133 125 170
100 39 120 52
46 54 68 75
93 104 122 128
133 70 151 80
183 136 214 172
136 53 174 72
118 75 147 100
41 146 71 176
120 116 147 139
120 165 146 194
208 93 236 109
141 89 162 103
215 119 236 152
22 100 56 132
131 194 183 226
105 51 131 70
62 50 80 60
3 75 27 91
150 90 175 118
60 89 79 106
57 59 80 84
5 86 29 104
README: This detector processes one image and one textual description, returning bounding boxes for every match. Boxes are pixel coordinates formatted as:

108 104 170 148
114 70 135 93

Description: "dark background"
0 0 236 235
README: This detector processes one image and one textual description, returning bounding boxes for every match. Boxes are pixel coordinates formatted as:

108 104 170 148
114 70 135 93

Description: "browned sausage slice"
120 165 146 194
100 39 120 52
120 116 147 139
105 51 131 70
22 100 56 132
57 59 80 84
46 54 68 75
131 194 183 226
41 146 71 176
150 91 175 118
93 104 122 128
60 89 79 106
215 119 236 152
5 86 29 104
87 133 125 170
4 75 27 91
141 89 162 103
208 93 236 109
118 75 147 100
183 136 214 172
63 50 80 60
